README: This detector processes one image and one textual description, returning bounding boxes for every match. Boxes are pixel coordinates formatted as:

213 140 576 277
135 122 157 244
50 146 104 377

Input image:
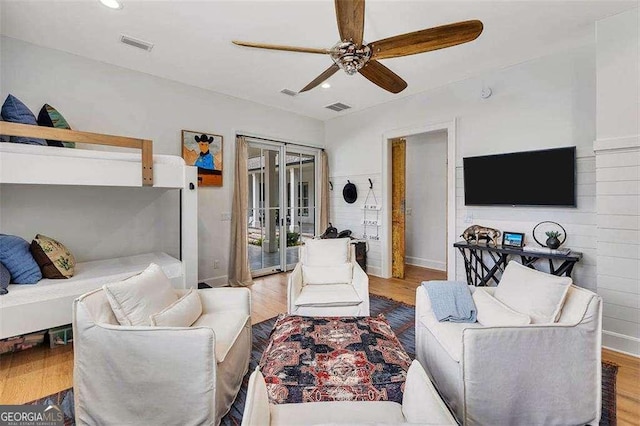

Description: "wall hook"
368 178 373 189
329 181 333 191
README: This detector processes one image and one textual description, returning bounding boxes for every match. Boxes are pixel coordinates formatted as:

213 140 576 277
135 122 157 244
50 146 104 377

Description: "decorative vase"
546 236 561 249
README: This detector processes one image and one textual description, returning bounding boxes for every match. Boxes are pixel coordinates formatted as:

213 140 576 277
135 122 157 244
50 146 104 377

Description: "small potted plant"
545 231 562 249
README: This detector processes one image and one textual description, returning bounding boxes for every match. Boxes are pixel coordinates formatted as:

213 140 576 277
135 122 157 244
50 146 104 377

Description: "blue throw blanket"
423 281 477 323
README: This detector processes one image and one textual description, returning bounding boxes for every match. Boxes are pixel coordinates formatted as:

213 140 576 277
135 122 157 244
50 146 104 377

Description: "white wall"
326 45 597 286
0 36 324 284
595 8 640 356
405 131 448 271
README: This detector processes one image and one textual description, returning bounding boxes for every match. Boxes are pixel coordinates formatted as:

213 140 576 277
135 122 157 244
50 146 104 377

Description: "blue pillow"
0 262 9 294
0 95 47 145
0 234 42 284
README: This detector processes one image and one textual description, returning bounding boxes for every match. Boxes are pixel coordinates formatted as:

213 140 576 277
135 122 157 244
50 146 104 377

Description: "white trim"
203 275 230 287
593 135 640 152
405 256 447 272
381 119 457 279
367 266 383 277
602 330 640 357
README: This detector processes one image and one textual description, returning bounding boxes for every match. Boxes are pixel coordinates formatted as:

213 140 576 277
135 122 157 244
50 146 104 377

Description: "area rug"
27 294 619 425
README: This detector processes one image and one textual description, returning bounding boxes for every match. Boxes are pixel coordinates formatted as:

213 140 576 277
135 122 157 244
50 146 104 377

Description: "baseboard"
602 330 640 357
202 275 230 288
366 265 383 277
405 256 446 272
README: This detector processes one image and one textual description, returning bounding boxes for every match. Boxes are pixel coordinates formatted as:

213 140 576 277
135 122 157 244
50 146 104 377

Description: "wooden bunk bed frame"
0 122 154 185
0 122 199 339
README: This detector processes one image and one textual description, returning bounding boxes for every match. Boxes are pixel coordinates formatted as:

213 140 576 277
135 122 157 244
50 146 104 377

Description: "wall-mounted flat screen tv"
463 146 576 207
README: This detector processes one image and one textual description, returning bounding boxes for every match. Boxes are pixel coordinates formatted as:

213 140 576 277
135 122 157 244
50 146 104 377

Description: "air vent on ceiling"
325 102 352 112
120 35 154 52
280 88 298 97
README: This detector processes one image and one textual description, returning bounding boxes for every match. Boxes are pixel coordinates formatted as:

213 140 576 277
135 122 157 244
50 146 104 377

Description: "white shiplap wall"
454 155 597 290
595 148 640 354
329 174 383 276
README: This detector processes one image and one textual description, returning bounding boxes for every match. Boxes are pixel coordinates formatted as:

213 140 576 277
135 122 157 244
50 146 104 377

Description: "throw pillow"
0 116 9 142
0 234 42 284
0 95 47 145
473 287 531 326
494 261 572 324
37 104 75 148
29 234 76 279
149 288 202 327
304 238 350 266
103 263 178 326
302 263 353 285
0 262 9 295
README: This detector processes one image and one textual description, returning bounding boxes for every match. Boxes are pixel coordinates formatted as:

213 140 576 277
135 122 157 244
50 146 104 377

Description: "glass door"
247 139 320 276
247 143 283 276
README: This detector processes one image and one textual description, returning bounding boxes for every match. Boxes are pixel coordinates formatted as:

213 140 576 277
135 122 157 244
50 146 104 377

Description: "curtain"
229 136 253 287
319 150 330 232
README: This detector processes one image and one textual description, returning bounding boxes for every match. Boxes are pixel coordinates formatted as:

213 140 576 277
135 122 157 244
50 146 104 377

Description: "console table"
454 241 582 286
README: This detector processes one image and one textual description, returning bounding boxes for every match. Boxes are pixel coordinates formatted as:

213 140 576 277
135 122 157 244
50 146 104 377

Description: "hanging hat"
343 181 357 204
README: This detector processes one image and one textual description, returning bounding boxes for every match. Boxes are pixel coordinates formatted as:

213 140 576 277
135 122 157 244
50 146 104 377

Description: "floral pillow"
30 234 76 279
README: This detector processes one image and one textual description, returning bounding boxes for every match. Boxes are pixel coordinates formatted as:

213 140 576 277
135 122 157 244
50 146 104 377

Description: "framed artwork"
182 130 223 186
502 231 525 248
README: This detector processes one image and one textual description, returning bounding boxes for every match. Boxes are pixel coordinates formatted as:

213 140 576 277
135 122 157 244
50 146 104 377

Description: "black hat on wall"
343 181 357 204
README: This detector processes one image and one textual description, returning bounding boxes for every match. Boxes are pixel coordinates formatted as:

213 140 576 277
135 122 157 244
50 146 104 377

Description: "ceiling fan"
232 0 483 94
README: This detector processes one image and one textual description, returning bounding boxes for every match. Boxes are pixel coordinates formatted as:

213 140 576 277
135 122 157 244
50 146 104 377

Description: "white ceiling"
1 0 637 121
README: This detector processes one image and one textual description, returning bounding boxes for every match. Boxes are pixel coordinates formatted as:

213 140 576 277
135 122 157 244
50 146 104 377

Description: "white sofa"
288 238 369 317
73 287 252 426
415 283 603 426
241 360 457 426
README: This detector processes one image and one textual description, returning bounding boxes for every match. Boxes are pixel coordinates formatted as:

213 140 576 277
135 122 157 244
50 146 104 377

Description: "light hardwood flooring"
1 265 638 425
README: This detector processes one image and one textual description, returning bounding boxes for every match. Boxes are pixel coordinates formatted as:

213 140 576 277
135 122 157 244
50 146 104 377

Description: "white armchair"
241 360 457 426
288 238 369 317
415 282 602 425
73 287 252 426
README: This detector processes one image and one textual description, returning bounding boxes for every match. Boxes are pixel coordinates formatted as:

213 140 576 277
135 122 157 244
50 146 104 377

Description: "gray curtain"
319 150 330 232
229 136 253 287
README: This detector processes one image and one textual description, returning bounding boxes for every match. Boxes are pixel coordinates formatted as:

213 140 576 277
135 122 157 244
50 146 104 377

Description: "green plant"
249 237 264 246
545 231 562 239
286 232 301 247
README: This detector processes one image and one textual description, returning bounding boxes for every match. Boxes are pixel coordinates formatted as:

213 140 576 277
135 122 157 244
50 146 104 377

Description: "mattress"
1 252 183 308
0 142 185 166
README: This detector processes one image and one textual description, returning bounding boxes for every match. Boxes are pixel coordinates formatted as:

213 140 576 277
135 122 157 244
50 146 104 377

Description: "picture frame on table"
502 231 525 248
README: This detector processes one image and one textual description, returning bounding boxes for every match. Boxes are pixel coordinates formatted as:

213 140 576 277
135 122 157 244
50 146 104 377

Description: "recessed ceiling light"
99 0 123 10
321 82 331 89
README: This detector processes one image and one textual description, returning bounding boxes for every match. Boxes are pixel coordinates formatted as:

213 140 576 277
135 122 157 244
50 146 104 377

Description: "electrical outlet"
221 212 232 221
213 259 220 269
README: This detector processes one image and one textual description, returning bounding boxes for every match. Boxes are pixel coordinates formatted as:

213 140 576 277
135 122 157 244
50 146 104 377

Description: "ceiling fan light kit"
232 0 483 94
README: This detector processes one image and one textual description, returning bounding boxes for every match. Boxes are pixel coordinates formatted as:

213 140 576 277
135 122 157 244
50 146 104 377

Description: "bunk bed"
0 122 198 340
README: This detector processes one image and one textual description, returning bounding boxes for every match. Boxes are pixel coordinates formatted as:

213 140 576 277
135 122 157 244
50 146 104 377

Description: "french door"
247 140 319 276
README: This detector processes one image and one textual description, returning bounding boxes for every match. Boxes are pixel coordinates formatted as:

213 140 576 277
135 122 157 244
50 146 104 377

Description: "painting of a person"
194 134 215 170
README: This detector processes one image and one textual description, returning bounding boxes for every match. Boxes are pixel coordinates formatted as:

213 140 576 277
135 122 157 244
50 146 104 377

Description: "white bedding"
0 141 185 165
1 252 182 308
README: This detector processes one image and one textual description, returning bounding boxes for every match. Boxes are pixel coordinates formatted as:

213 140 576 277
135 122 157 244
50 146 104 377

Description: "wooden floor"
1 265 638 425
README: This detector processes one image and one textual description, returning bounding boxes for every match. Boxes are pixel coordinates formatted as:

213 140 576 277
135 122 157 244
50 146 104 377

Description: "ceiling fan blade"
370 20 483 60
359 60 407 94
232 40 330 55
299 64 340 93
335 0 365 46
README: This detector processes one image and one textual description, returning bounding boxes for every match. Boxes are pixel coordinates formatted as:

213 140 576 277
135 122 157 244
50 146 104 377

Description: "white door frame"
381 119 457 279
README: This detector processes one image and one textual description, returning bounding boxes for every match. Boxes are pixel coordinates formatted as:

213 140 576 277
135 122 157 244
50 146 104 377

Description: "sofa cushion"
103 263 178 326
473 288 531 326
302 263 352 285
0 234 42 284
304 238 350 266
0 95 47 145
494 261 571 324
150 288 202 327
402 360 457 425
294 283 362 307
37 104 75 148
29 234 76 279
270 401 405 426
192 309 249 363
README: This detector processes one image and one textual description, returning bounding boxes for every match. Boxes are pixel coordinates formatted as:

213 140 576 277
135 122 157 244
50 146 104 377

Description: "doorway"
383 120 457 279
246 140 319 276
